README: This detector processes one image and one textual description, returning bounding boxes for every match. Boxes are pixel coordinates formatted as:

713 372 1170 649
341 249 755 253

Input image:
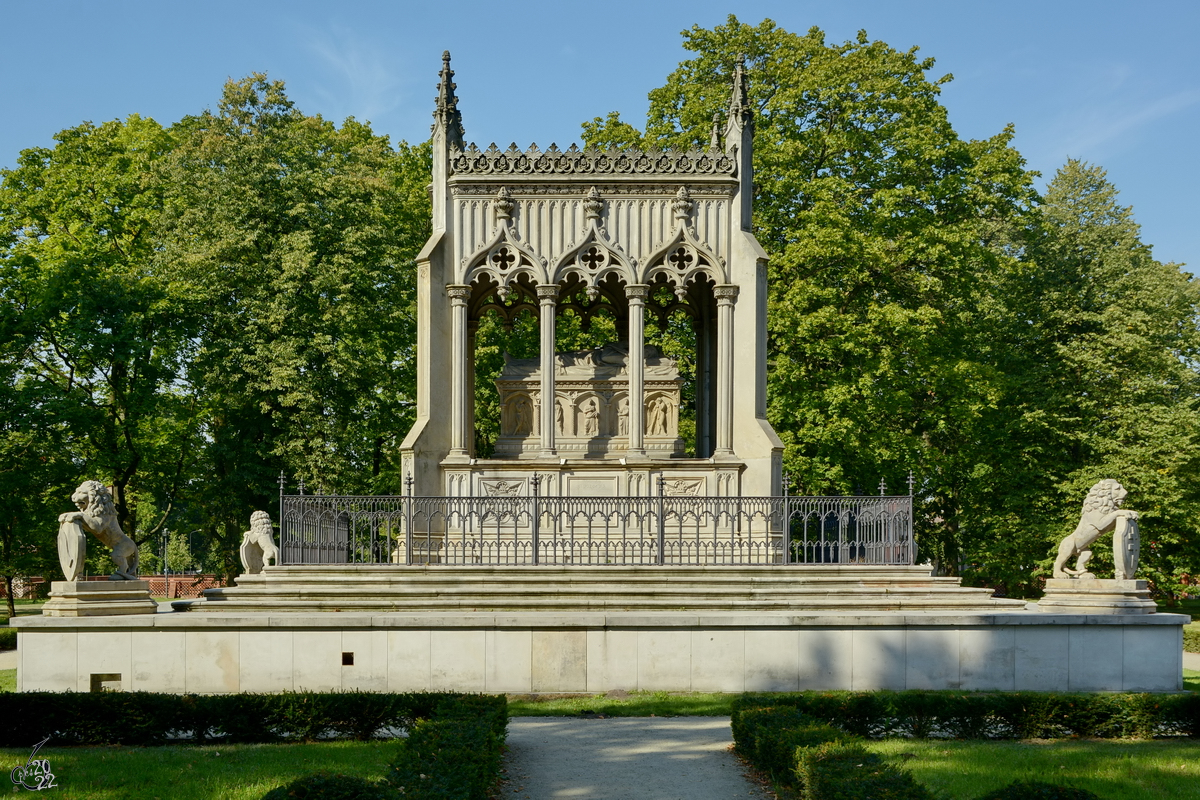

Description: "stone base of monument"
10 608 1188 693
41 580 158 617
1033 579 1157 615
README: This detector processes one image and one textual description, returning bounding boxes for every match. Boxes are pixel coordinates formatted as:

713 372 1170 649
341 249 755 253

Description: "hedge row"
387 694 508 800
1184 624 1200 653
732 704 1101 800
733 690 1200 740
0 626 15 651
0 690 486 747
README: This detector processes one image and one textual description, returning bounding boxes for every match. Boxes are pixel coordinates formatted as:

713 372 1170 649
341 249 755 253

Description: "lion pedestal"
42 580 157 617
1034 578 1157 615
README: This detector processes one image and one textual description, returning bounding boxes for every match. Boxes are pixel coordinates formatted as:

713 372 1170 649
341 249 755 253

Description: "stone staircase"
172 564 1026 613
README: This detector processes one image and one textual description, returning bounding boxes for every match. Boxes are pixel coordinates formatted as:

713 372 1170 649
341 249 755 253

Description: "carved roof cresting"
449 143 736 177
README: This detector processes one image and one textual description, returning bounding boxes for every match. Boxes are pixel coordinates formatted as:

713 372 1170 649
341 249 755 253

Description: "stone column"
537 284 559 457
447 285 472 458
467 321 477 456
714 285 739 457
625 284 649 458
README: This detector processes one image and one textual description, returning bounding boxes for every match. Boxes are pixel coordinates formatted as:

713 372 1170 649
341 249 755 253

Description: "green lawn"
0 669 14 692
871 738 1200 800
508 690 737 716
0 741 396 800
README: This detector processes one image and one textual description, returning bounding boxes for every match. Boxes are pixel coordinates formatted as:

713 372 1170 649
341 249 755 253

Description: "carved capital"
536 284 559 301
625 284 650 301
714 284 740 303
447 284 472 303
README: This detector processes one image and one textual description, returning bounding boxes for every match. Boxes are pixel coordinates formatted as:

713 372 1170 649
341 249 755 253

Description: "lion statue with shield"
57 480 139 581
1052 479 1140 580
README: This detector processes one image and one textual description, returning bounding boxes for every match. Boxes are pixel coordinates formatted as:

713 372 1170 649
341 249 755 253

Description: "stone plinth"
42 580 158 617
10 609 1188 694
1034 579 1156 615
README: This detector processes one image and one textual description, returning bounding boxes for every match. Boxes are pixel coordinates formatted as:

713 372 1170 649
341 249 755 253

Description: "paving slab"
502 717 769 799
1184 651 1200 671
0 650 15 670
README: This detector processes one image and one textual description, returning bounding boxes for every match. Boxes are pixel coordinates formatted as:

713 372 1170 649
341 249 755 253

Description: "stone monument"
43 480 156 617
1037 479 1155 614
239 511 280 574
400 52 783 500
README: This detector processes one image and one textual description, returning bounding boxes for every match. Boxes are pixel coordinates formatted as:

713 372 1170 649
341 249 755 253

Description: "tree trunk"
3 575 15 619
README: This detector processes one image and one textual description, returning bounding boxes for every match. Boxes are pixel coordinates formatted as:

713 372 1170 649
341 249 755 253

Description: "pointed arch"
460 221 548 290
550 220 637 290
640 225 727 288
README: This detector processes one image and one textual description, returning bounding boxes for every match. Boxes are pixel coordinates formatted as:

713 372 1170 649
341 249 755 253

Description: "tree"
960 161 1200 599
584 16 1038 569
0 115 199 602
158 75 430 576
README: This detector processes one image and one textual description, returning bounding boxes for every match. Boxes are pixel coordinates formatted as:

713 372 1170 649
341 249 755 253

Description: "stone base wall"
12 611 1185 694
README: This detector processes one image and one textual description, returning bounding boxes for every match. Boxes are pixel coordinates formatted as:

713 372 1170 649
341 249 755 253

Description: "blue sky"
2 0 1197 270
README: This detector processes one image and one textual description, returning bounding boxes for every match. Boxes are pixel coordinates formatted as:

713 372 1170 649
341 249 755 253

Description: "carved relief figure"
617 397 629 436
239 510 279 575
511 395 532 436
57 481 139 580
581 397 600 437
1052 480 1140 579
555 399 566 435
646 396 671 436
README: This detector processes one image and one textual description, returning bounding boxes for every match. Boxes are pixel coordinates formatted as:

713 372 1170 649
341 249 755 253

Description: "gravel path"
501 717 770 800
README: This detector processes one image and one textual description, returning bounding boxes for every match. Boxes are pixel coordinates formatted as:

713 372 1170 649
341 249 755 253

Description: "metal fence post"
531 474 541 566
656 475 665 566
404 473 414 566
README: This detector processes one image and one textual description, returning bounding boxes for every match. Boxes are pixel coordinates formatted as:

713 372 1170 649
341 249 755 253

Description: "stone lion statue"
57 480 139 580
1052 479 1139 579
239 510 279 574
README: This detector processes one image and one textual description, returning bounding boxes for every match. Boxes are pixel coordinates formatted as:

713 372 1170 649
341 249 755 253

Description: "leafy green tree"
962 161 1200 598
158 75 430 575
0 115 199 600
584 16 1038 569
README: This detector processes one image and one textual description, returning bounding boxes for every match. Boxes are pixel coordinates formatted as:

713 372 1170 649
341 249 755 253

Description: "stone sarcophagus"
494 343 684 459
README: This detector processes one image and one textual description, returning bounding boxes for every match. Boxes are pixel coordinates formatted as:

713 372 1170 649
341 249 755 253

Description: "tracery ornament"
449 142 736 177
550 186 636 292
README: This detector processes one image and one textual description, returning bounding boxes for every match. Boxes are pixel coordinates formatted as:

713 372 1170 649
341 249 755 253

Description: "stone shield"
58 519 87 581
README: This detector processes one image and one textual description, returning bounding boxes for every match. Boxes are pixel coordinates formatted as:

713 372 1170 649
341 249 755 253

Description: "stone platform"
171 565 1030 614
10 609 1186 694
1034 578 1157 614
41 579 158 617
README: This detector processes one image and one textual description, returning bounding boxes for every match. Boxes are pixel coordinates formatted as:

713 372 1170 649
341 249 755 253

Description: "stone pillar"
625 284 649 458
447 284 472 458
537 284 559 457
715 284 739 457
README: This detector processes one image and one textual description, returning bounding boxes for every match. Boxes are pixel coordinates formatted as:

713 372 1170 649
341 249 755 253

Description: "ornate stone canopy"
400 52 783 498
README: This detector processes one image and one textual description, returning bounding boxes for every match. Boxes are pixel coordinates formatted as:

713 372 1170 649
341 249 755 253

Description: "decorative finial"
727 53 752 126
672 186 693 222
907 470 916 497
709 111 722 150
879 478 887 496
493 186 514 223
584 186 603 221
434 50 465 148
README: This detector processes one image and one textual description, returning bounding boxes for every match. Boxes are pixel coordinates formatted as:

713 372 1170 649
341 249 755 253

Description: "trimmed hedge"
261 772 396 800
1184 624 1200 654
0 690 496 747
0 626 15 651
974 782 1101 800
796 741 935 800
732 706 933 798
733 690 1200 740
387 694 508 800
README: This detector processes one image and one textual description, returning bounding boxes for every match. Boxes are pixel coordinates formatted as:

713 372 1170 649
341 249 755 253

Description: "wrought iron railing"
278 489 913 567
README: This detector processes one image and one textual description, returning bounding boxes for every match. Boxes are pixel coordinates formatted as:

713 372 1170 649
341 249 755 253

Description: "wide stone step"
174 564 1024 613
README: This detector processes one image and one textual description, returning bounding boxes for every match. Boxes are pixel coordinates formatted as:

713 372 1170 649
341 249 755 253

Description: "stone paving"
502 717 770 800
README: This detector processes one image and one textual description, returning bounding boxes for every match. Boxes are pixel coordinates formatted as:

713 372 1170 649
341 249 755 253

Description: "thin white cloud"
297 24 405 125
1058 88 1200 157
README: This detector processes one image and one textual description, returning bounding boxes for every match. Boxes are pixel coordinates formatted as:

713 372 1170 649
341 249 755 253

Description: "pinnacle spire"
434 50 465 148
727 53 752 126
